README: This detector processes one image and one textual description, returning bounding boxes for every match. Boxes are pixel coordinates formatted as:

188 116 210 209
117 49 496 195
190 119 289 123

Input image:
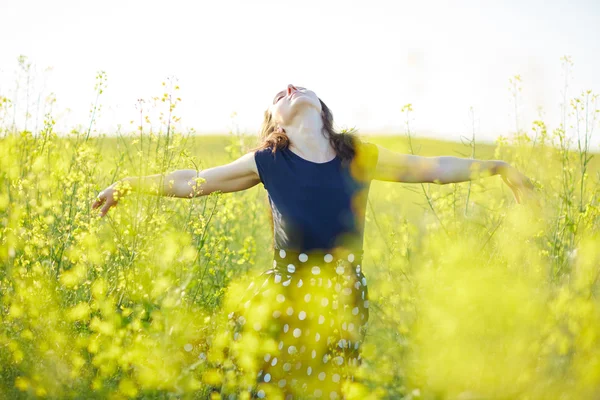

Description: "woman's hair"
249 98 359 167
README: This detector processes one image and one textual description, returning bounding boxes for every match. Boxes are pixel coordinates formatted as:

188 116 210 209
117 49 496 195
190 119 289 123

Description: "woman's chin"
291 98 321 114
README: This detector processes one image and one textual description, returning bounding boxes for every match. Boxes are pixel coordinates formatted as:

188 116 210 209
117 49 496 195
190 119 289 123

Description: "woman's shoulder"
253 146 277 162
350 138 379 182
354 139 379 158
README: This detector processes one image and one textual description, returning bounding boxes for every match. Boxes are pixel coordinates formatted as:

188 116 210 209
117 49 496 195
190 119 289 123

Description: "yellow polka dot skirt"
221 247 369 399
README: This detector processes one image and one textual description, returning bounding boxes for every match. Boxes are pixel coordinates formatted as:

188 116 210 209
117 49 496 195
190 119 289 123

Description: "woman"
92 84 534 399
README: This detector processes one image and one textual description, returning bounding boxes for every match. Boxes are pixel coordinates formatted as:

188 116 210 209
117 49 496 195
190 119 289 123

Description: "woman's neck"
282 108 335 163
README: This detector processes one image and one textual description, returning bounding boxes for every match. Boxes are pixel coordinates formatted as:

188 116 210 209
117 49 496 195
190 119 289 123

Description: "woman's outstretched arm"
92 151 261 218
372 144 534 203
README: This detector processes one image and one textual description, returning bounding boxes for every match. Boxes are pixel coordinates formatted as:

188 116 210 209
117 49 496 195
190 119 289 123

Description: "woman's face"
269 84 322 126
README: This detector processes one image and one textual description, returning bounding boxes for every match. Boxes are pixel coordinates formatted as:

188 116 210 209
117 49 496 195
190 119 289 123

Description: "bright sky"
1 0 599 146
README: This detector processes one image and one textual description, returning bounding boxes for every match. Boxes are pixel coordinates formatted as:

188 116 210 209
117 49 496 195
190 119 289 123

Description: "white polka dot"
330 391 339 399
324 254 333 262
314 389 323 397
298 311 307 320
238 316 246 325
321 298 329 307
311 350 317 358
342 322 347 330
348 253 355 262
322 354 329 363
283 279 291 286
318 372 327 381
336 266 345 275
264 354 271 362
312 266 321 275
283 363 292 371
332 373 340 383
276 294 285 303
326 279 332 288
293 328 302 338
273 310 281 318
307 366 312 375
258 389 266 398
283 324 289 333
273 260 277 268
286 307 294 315
354 281 361 290
295 362 302 370
279 341 284 349
315 332 320 341
362 277 367 286
348 323 355 332
361 291 365 300
356 264 361 273
184 343 193 352
278 379 287 388
271 357 278 366
288 345 297 355
287 264 296 273
364 300 370 308
299 253 308 262
304 293 311 302
318 315 325 324
338 339 347 348
264 373 271 382
279 249 286 258
254 322 262 331
297 279 303 288
334 356 344 365
342 288 352 295
274 274 282 283
352 307 359 315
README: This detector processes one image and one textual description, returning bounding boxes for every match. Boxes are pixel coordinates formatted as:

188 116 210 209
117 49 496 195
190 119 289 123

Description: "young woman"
92 84 534 399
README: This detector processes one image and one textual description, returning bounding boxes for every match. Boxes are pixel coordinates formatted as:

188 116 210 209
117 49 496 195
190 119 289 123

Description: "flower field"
1 78 600 399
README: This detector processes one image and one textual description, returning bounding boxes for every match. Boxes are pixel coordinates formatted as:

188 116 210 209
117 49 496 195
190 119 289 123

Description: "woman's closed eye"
273 91 285 104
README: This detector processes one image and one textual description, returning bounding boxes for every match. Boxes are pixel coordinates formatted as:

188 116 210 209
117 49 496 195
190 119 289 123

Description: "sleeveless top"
254 141 379 253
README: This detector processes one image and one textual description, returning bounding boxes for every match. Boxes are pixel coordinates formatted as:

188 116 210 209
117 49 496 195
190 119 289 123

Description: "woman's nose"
287 84 297 95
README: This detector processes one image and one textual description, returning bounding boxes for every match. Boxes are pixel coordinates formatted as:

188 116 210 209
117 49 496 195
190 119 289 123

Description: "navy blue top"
254 141 379 253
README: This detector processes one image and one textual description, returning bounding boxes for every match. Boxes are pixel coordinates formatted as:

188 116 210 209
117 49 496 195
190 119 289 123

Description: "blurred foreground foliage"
1 114 600 399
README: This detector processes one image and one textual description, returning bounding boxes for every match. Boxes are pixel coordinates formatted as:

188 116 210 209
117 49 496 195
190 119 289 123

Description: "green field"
1 126 600 399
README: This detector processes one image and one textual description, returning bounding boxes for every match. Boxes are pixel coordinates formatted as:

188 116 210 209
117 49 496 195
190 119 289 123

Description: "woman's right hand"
92 180 129 218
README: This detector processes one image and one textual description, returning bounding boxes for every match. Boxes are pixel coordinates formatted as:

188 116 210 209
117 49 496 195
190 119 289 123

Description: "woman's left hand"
498 163 535 204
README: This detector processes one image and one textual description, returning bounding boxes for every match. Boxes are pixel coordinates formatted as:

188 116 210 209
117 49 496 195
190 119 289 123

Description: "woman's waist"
269 246 365 276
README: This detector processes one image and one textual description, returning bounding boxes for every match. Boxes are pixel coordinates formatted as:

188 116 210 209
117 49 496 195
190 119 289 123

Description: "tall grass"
0 56 599 399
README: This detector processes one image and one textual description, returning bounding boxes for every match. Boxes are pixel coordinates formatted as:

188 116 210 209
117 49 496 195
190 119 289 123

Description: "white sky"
1 0 599 146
